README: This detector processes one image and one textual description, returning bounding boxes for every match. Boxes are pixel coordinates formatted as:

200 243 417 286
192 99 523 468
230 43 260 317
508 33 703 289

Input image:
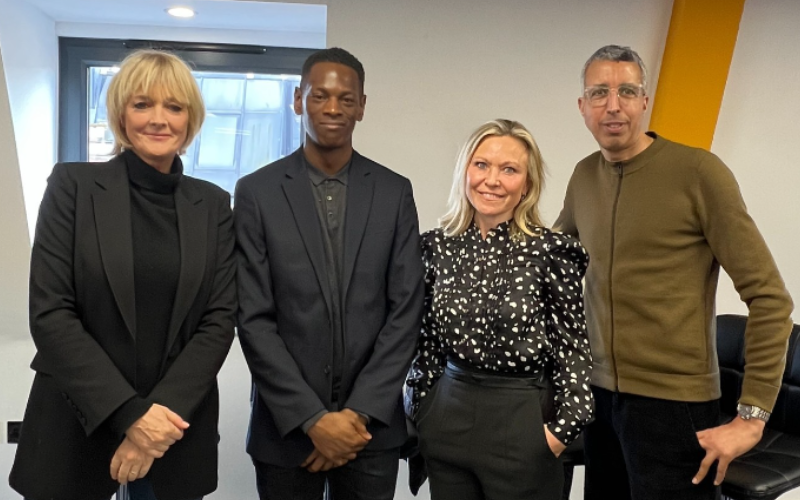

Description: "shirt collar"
303 152 351 187
467 219 512 243
601 131 666 175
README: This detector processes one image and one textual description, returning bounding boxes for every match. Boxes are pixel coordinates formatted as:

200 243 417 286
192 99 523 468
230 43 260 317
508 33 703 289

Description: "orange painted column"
649 0 746 150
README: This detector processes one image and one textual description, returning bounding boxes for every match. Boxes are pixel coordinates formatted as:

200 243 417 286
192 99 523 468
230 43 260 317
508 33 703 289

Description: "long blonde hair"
440 119 546 238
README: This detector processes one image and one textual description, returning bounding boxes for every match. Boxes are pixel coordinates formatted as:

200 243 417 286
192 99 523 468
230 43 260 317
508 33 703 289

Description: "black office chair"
561 315 800 500
717 314 800 500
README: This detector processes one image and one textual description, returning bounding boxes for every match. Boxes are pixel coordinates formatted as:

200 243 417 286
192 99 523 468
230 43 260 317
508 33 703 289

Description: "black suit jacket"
9 156 236 500
235 148 424 466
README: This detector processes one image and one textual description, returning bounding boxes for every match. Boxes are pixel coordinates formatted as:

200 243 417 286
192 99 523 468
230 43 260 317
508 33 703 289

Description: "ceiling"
23 0 326 33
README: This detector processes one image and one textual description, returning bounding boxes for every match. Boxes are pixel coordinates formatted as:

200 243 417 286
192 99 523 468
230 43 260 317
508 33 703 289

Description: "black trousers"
24 479 201 500
584 386 721 500
25 479 201 500
253 448 400 500
126 479 202 500
418 363 563 500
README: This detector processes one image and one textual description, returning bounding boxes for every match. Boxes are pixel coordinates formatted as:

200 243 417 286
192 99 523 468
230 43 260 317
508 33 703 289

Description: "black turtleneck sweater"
107 150 182 434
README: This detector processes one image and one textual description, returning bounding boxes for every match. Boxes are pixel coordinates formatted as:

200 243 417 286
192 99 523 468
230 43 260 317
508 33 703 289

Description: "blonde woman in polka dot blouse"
405 119 593 500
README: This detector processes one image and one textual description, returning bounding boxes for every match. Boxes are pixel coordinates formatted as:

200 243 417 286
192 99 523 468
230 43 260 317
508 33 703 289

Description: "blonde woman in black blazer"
10 50 236 500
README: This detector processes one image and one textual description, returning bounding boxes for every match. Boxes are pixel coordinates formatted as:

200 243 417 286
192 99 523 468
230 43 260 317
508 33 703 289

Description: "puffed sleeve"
543 230 593 445
404 229 446 420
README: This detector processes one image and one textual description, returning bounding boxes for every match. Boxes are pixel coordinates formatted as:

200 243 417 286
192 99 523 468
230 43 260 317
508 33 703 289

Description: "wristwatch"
737 403 771 423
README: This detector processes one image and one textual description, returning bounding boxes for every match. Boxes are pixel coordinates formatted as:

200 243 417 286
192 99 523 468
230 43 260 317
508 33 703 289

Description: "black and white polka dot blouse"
405 221 593 445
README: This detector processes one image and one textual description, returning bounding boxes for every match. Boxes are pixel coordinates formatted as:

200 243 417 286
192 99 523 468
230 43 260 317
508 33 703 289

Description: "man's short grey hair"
581 45 648 91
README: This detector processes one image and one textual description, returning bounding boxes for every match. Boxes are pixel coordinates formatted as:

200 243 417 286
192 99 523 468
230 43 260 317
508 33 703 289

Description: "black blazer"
9 156 236 500
235 149 424 467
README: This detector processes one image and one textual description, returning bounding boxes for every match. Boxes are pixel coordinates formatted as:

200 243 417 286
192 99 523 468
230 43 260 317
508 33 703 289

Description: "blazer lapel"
342 153 374 300
163 179 207 359
93 157 137 339
282 151 334 317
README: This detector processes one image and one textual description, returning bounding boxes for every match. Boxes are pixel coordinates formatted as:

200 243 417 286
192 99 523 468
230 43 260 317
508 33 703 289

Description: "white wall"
0 0 58 241
0 41 38 466
0 1 56 498
712 0 800 318
327 0 673 231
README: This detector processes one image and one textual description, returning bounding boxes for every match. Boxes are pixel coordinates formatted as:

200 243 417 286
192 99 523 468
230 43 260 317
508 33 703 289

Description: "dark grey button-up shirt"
301 155 350 431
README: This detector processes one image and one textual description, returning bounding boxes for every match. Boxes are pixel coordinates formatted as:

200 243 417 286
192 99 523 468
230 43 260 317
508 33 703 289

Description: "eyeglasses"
583 85 645 107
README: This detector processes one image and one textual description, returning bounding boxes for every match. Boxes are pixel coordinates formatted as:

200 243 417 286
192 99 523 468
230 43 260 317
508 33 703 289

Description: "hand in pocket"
544 425 566 458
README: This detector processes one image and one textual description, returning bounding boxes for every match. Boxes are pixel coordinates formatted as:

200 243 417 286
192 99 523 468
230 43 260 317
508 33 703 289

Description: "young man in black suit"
235 47 425 500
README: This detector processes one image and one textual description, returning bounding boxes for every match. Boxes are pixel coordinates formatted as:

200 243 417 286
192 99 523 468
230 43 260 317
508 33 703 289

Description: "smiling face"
122 87 188 173
466 135 529 236
294 62 366 158
579 60 651 162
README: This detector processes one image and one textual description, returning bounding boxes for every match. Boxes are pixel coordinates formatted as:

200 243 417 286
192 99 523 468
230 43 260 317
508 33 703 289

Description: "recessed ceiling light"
166 7 195 18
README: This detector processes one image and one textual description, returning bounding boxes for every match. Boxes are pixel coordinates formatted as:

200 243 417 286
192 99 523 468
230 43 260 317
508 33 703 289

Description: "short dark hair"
301 47 365 92
581 45 648 90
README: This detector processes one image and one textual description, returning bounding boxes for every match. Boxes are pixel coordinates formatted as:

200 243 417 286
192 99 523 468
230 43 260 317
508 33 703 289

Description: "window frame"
58 37 314 162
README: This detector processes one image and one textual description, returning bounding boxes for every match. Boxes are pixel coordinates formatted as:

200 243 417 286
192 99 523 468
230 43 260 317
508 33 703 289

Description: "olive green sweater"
555 133 793 411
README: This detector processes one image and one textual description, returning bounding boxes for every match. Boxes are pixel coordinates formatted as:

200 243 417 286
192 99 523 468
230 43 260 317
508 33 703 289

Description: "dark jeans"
418 366 563 500
584 386 721 500
254 448 400 500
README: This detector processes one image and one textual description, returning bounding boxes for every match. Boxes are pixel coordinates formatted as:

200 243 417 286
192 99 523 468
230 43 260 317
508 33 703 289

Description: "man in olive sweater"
555 45 793 500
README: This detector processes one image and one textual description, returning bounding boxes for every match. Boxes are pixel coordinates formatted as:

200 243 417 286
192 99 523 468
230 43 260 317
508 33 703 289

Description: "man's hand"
307 409 372 461
301 448 348 473
110 437 155 485
693 416 765 485
544 426 567 458
125 404 189 458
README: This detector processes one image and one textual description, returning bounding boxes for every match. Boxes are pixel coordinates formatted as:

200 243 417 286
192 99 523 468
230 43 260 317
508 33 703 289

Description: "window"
61 37 315 193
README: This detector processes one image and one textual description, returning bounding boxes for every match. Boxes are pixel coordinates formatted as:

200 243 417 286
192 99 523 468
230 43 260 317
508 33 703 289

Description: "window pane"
201 77 245 110
240 113 283 176
197 114 239 170
291 113 303 152
180 141 197 172
245 78 284 111
87 67 117 163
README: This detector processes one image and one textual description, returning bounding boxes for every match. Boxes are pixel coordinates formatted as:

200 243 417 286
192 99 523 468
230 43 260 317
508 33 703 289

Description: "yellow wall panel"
650 0 746 150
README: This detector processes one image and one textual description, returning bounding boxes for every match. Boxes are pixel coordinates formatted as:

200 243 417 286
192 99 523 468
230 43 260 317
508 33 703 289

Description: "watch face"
737 404 770 422
738 404 754 418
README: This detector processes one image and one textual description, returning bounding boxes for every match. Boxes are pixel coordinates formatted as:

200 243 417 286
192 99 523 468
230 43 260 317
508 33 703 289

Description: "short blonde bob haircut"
440 119 546 239
106 49 205 156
